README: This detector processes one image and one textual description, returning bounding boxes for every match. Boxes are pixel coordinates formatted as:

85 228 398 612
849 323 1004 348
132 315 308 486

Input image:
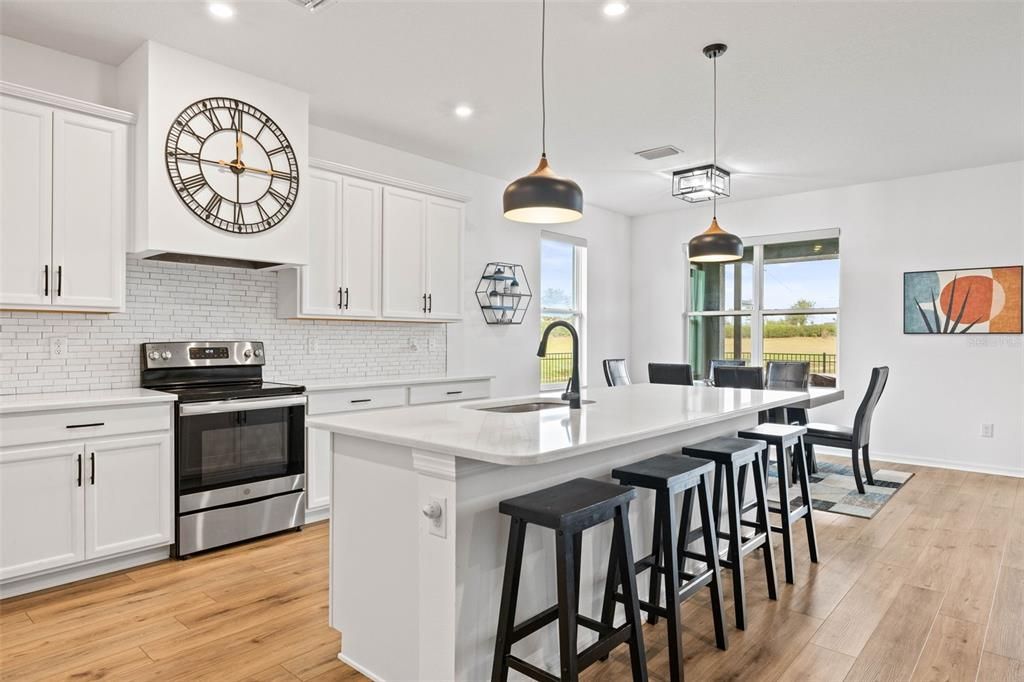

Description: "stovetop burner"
171 381 305 404
140 341 304 399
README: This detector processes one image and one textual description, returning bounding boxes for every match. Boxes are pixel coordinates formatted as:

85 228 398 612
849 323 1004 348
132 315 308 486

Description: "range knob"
254 348 264 358
160 351 172 360
148 350 161 361
243 349 253 359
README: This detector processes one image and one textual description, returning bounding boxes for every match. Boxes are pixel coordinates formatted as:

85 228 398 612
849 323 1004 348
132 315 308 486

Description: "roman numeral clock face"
165 98 299 234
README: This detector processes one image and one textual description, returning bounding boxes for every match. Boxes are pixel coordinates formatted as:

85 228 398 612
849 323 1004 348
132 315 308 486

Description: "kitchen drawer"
0 404 171 449
307 386 407 415
408 380 490 405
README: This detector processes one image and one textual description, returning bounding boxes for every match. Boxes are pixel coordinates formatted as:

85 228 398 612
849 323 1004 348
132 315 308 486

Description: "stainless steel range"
141 341 306 557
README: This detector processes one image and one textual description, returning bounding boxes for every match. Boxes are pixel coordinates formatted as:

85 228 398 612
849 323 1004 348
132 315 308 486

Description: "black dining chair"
603 359 631 387
803 366 890 494
648 363 694 386
713 365 764 390
765 361 810 391
707 359 746 385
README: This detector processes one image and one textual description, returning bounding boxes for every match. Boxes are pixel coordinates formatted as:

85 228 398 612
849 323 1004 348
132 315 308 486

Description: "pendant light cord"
712 51 717 218
541 0 547 157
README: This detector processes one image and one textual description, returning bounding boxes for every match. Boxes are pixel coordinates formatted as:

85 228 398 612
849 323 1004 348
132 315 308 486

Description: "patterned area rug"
767 459 914 519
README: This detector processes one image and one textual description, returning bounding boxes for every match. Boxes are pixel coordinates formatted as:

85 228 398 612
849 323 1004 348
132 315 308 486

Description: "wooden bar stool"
737 423 818 584
681 437 778 629
601 455 728 682
493 478 647 682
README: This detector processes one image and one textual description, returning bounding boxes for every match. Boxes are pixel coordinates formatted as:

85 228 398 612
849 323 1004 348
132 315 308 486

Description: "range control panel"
141 341 265 369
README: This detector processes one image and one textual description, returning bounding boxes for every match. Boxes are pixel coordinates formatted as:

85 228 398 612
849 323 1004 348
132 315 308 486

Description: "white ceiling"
2 1 1022 217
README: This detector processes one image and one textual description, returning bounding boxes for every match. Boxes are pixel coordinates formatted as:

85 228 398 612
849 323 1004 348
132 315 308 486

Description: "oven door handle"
179 395 307 416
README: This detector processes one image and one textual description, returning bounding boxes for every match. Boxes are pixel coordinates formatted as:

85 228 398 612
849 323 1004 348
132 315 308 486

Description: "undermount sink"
475 399 595 413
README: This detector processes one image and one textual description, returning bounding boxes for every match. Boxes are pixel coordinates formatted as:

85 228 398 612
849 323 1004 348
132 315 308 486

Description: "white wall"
0 35 118 106
632 162 1024 475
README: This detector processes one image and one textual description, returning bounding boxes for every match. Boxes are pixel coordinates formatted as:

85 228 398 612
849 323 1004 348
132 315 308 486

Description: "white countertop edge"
294 375 494 392
307 389 808 466
0 388 177 415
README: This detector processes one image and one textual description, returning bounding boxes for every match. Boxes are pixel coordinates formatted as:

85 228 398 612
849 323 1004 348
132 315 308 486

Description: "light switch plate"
49 337 68 359
981 423 994 438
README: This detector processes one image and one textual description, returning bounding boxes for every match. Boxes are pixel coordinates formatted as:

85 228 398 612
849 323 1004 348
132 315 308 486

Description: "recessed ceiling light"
453 104 474 119
602 1 629 18
208 3 235 20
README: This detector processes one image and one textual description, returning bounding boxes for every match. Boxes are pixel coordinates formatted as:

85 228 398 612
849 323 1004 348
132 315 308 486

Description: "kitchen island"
310 383 842 681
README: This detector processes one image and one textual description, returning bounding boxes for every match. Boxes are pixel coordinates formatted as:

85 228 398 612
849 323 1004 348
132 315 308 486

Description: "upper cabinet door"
340 177 382 318
0 442 85 581
425 197 464 320
302 169 345 317
0 97 53 307
381 187 427 319
84 434 172 560
51 110 126 310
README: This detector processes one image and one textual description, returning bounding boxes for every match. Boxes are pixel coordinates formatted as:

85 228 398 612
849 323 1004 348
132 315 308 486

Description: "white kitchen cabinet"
0 443 85 581
425 197 464 320
306 427 332 512
0 88 130 312
84 434 172 560
381 186 429 319
297 169 345 317
340 177 382 318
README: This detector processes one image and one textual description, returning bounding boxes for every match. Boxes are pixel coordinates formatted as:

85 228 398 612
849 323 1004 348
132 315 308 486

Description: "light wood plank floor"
1 456 1021 681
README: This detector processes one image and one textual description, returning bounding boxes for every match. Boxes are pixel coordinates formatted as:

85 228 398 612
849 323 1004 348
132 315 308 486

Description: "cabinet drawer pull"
90 453 95 485
57 265 63 297
350 398 372 404
344 287 350 310
66 422 104 429
77 454 82 487
446 390 463 395
44 264 49 296
338 287 344 309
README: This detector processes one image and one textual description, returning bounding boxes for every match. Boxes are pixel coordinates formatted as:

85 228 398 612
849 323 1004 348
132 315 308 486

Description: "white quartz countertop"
308 383 842 465
0 388 177 415
296 374 494 392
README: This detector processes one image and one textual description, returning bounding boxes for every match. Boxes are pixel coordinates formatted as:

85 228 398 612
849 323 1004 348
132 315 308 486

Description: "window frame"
540 232 588 391
683 228 840 380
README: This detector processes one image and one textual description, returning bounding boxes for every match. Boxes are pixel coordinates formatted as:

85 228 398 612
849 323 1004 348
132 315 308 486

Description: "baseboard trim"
0 546 170 599
814 446 1024 478
338 652 385 682
305 506 330 524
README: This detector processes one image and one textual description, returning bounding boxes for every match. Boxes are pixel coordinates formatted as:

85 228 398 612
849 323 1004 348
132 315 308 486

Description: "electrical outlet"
422 496 447 538
409 338 420 352
429 336 439 351
49 337 68 359
306 336 319 354
981 423 994 438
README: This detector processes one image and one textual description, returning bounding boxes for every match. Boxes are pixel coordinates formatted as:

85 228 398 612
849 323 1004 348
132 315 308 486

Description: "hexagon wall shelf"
475 262 532 325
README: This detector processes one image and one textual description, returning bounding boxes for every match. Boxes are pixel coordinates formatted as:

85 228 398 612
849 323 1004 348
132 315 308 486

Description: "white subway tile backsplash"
0 256 445 396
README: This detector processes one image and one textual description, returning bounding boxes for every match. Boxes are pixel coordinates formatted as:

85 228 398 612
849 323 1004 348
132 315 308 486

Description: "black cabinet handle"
77 454 82 487
350 398 372 404
344 287 350 310
66 422 104 429
427 294 432 313
422 293 427 313
56 266 62 297
90 453 95 485
338 287 343 309
446 390 463 395
43 265 49 296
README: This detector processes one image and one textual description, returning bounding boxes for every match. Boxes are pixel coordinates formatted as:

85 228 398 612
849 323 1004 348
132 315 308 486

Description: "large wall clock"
165 97 299 234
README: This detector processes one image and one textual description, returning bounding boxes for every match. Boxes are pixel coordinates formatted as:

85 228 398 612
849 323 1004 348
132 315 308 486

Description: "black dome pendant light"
502 0 583 224
688 43 744 262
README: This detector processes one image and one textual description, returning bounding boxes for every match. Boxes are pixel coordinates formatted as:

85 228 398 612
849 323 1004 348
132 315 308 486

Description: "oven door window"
178 405 304 495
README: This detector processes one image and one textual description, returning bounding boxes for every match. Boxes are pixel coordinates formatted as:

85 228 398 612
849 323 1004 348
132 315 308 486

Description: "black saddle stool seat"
602 454 728 682
681 437 778 629
737 423 819 584
493 478 648 682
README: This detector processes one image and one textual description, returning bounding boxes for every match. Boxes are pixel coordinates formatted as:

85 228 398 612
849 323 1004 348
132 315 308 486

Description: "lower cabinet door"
0 443 85 581
306 427 332 512
84 434 172 559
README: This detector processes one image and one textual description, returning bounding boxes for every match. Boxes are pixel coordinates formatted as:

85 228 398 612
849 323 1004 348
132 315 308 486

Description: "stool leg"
572 531 583 614
862 444 875 486
599 520 621 661
724 463 746 630
646 506 663 626
794 438 819 564
751 458 778 600
492 518 527 682
775 442 795 584
697 473 728 651
657 489 684 682
555 530 580 682
676 488 694 572
614 504 649 682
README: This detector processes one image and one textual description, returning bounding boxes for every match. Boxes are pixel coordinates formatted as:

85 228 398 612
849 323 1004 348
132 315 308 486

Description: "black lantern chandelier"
502 0 583 224
686 43 743 263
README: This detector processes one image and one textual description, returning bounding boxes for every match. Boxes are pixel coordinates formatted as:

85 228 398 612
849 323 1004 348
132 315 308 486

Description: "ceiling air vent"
287 0 339 12
634 145 682 161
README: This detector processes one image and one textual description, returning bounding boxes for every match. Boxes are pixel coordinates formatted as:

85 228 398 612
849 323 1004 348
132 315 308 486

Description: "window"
540 233 587 389
686 231 839 385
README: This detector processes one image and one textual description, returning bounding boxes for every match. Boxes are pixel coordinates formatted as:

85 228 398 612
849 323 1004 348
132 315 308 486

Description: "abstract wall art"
904 266 1022 334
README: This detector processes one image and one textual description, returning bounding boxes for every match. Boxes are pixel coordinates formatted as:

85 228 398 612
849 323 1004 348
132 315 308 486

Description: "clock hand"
235 131 243 164
218 160 281 177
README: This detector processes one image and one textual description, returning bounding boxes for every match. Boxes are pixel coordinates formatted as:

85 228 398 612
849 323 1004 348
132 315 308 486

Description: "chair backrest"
766 361 810 390
853 366 889 446
714 365 764 389
648 363 694 386
603 359 631 387
708 359 746 385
